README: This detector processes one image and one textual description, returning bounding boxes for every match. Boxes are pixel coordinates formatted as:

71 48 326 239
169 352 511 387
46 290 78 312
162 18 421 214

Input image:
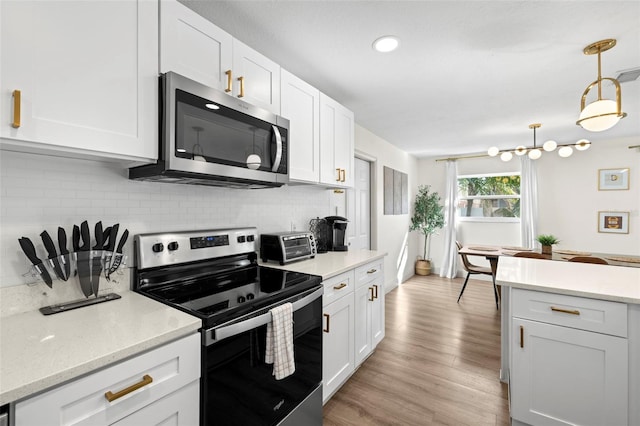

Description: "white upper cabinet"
0 0 158 162
280 69 320 183
320 93 354 188
160 0 280 114
159 0 232 92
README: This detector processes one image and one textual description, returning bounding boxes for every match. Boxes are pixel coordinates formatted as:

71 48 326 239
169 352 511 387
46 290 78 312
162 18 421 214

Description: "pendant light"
487 123 590 161
576 39 627 132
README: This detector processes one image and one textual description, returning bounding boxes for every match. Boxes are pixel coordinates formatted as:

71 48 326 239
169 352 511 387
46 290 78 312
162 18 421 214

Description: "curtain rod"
434 153 489 162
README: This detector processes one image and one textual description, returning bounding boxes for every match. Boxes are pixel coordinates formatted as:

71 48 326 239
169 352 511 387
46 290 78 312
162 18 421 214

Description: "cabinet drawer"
512 289 627 337
15 333 200 426
355 259 383 288
323 270 354 307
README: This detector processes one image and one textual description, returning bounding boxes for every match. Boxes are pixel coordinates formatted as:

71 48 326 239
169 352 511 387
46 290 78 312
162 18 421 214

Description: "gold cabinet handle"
336 168 341 182
373 284 378 299
12 90 21 128
225 70 232 93
105 374 153 402
237 76 245 98
323 313 330 333
520 326 524 348
369 287 374 301
340 169 346 182
367 268 377 274
550 306 580 316
333 282 347 290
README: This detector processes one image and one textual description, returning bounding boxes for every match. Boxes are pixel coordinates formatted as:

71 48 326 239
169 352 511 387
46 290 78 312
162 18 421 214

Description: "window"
457 173 521 221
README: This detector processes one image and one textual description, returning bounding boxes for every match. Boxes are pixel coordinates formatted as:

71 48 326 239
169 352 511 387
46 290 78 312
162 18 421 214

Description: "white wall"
418 136 640 276
0 150 332 287
355 124 419 291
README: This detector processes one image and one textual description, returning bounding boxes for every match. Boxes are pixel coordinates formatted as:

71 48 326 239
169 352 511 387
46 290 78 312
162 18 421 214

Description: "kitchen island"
497 257 640 426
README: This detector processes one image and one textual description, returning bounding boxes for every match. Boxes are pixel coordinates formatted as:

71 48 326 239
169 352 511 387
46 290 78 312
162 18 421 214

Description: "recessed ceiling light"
372 36 399 53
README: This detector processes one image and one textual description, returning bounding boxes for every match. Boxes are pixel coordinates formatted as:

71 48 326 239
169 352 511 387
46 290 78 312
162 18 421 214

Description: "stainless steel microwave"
130 72 289 188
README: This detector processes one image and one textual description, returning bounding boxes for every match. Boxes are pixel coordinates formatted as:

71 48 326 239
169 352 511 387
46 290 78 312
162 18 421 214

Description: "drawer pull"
333 283 347 290
550 306 581 316
369 287 374 301
373 284 378 299
520 326 524 348
367 268 377 274
224 70 232 93
237 76 245 98
12 90 21 128
323 313 330 333
105 374 153 402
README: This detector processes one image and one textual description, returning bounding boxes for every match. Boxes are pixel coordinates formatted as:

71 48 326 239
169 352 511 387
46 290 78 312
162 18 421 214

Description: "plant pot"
541 245 552 255
415 259 432 276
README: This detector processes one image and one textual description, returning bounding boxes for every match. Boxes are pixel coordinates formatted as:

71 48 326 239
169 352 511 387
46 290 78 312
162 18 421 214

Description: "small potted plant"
410 185 445 275
536 234 560 255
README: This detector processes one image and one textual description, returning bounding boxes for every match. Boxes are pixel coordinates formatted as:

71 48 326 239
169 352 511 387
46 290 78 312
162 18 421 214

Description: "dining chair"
568 256 609 265
455 241 499 309
513 252 548 259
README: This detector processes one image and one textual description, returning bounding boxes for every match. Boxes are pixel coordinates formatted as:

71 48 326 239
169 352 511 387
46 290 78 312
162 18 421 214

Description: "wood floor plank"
323 275 510 425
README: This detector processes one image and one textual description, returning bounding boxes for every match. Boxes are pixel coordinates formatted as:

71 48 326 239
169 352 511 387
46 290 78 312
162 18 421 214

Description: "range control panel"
135 227 257 269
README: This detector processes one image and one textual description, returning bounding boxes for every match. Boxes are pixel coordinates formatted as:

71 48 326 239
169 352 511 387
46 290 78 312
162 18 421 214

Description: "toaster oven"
260 232 317 265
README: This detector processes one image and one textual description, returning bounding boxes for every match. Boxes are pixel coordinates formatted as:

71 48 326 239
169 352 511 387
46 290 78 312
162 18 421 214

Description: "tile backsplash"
0 150 331 288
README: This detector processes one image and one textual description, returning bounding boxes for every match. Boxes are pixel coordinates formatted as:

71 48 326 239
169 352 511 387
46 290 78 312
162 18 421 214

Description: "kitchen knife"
106 229 128 279
58 227 71 280
74 221 93 298
18 237 53 288
103 224 119 281
90 221 104 296
40 230 66 281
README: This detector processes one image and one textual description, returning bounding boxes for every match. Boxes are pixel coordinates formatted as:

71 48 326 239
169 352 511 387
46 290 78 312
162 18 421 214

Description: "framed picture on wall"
598 168 629 190
598 211 629 234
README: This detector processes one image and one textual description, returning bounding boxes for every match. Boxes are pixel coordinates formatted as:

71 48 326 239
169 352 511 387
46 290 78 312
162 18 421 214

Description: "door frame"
354 149 377 250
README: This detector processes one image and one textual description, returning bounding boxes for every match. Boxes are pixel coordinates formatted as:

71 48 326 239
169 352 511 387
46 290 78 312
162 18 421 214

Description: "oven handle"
205 287 323 346
271 125 283 172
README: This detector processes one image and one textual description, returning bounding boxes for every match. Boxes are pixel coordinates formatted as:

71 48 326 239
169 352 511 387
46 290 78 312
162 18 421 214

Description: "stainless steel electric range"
133 228 323 426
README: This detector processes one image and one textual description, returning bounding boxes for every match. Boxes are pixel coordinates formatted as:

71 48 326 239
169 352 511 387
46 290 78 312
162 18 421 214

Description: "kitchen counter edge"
0 291 201 406
496 256 640 305
258 249 388 280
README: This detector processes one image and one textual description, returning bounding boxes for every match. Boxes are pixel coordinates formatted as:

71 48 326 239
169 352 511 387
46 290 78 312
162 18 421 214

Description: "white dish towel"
265 302 295 380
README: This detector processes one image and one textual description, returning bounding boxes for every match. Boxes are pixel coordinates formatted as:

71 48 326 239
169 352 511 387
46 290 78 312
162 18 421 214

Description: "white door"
347 158 371 250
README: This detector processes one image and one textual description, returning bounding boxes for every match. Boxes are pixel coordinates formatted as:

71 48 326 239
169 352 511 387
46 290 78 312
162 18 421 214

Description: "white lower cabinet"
322 258 386 403
15 333 201 426
510 289 628 426
322 271 355 403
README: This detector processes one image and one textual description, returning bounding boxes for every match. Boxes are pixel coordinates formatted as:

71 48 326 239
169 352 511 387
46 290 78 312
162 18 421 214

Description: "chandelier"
487 123 591 161
576 39 626 132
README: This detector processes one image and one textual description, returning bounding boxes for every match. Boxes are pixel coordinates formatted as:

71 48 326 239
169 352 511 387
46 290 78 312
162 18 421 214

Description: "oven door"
201 286 323 426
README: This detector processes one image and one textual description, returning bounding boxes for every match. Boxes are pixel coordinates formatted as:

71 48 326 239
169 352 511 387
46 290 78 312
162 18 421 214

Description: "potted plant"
410 185 445 275
536 234 560 255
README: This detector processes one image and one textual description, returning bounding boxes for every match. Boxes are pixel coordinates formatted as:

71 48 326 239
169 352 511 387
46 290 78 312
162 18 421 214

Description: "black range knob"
246 293 255 300
152 243 164 253
167 241 179 251
247 235 255 242
237 296 246 303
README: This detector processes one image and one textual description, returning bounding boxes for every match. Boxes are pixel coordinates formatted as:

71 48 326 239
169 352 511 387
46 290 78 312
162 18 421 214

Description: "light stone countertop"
496 256 640 304
0 290 201 405
259 249 387 280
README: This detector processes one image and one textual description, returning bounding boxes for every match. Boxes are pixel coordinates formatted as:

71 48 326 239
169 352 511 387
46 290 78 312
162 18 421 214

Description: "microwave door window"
175 96 273 171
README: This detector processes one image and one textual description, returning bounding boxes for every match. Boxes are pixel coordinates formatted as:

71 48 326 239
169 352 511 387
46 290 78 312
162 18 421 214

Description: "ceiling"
181 0 640 158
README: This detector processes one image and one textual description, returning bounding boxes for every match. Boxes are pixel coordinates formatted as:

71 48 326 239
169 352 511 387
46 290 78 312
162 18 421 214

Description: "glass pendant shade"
558 146 573 158
578 99 621 132
575 139 591 151
543 140 557 152
488 146 500 157
528 149 542 160
500 152 513 162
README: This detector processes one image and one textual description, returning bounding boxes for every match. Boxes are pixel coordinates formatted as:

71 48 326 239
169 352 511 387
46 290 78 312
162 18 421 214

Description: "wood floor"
323 275 510 426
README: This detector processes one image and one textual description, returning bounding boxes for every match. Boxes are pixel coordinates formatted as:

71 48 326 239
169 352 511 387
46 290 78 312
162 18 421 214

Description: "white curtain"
520 156 538 248
440 160 458 278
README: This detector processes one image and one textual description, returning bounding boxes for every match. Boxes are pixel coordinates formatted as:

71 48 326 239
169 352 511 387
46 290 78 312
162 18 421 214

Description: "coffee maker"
324 216 348 251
